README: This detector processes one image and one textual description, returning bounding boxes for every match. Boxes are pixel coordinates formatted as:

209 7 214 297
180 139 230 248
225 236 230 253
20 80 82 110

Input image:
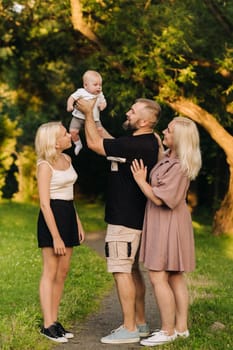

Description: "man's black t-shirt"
103 133 159 230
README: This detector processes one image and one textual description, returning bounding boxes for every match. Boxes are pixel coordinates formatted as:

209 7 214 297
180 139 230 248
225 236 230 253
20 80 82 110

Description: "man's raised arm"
76 98 107 155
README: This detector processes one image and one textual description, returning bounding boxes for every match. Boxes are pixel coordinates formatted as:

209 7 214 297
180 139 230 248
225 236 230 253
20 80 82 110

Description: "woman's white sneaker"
140 330 177 346
175 329 190 338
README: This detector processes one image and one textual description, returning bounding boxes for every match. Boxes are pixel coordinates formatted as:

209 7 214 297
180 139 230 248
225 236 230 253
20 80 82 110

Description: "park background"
0 1 233 349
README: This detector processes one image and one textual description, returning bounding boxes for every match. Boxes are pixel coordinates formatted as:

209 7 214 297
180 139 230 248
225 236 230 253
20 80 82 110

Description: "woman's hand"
76 214 85 243
131 159 163 206
131 159 147 184
53 236 66 255
79 229 85 243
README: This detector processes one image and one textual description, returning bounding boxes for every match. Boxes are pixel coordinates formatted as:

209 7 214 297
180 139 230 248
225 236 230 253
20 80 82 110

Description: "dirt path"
54 231 160 349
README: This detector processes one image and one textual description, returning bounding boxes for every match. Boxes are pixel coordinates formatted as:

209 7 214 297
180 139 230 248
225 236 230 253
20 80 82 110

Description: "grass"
143 219 233 350
75 197 107 232
0 201 233 349
0 199 112 350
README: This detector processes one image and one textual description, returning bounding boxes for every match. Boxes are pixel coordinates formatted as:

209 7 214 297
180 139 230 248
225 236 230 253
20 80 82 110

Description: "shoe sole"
40 333 68 343
141 337 176 346
139 332 150 337
101 337 140 344
64 333 74 339
141 340 174 346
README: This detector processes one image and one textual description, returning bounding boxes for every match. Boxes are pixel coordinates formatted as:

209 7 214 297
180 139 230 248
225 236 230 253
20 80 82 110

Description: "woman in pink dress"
131 117 202 347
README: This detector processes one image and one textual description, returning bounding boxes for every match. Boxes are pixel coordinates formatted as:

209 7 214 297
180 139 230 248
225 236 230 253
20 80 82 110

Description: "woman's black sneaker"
54 321 74 339
40 324 68 343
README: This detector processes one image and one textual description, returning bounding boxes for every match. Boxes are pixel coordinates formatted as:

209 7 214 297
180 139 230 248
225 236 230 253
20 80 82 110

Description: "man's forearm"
76 98 106 155
84 110 106 155
85 111 99 146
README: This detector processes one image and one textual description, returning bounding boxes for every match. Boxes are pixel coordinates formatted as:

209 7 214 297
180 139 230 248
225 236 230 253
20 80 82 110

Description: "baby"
67 70 107 155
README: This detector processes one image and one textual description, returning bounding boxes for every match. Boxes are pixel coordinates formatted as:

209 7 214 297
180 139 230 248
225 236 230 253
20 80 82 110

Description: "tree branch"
167 97 233 164
184 56 233 80
69 0 102 48
203 0 233 37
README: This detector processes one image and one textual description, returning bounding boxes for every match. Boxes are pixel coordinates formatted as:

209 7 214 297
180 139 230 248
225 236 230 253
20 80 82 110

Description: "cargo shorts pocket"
105 234 139 260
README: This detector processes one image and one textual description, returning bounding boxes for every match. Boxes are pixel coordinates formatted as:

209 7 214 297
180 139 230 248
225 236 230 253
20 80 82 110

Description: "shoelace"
111 325 124 334
150 330 174 338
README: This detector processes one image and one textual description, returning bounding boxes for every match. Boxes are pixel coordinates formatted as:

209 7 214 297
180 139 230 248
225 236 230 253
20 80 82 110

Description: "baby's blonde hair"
83 70 102 84
35 121 62 164
173 117 202 180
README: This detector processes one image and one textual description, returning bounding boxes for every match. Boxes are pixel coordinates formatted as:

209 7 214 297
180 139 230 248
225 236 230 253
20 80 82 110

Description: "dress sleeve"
152 163 189 209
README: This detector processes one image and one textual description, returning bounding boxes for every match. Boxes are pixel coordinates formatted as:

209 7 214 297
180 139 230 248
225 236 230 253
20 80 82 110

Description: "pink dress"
139 156 195 272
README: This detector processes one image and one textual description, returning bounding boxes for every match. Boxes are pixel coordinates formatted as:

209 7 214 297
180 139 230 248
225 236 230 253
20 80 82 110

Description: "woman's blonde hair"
35 121 62 164
173 117 202 180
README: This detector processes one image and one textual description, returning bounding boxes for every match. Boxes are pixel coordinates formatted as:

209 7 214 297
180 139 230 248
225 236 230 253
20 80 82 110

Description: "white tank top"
37 155 78 200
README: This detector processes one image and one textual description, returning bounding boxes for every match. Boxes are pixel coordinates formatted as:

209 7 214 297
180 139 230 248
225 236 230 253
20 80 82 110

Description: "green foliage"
0 200 112 350
74 197 106 232
0 114 21 197
13 145 37 202
0 0 232 205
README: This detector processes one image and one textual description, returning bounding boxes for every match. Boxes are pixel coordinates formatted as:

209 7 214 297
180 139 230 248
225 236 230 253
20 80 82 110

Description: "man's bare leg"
132 266 147 325
113 272 137 331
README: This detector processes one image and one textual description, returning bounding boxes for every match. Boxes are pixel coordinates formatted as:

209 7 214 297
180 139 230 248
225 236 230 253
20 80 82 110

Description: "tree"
0 85 21 198
1 0 232 235
69 0 233 234
0 0 87 199
167 98 233 235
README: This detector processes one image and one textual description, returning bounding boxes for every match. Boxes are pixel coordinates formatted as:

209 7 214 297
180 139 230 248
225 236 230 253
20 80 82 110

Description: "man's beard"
122 120 137 131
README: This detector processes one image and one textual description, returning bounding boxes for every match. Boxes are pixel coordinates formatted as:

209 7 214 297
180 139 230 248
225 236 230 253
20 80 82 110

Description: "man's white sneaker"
140 330 177 346
176 329 190 338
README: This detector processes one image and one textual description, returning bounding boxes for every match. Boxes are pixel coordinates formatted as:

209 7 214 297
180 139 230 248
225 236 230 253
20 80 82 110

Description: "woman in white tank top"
35 121 85 343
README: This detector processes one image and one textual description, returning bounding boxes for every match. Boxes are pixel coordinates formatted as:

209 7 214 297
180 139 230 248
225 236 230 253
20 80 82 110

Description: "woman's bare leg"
149 270 176 335
169 272 189 332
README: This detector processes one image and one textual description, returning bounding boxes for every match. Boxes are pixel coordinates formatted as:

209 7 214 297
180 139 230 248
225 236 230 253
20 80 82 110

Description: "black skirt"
37 199 80 248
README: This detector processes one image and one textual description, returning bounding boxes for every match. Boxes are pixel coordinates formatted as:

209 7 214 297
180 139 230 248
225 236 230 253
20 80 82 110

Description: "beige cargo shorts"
105 224 142 273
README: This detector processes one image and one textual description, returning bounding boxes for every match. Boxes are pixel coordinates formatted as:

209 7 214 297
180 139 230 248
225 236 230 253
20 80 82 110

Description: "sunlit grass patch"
1 201 232 350
0 200 112 350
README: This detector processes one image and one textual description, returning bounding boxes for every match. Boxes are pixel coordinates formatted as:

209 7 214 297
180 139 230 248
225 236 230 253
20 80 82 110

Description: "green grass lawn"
143 219 233 350
0 201 232 350
0 200 112 350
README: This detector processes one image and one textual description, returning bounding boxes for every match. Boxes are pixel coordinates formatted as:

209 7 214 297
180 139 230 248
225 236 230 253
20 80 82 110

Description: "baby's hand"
98 101 107 111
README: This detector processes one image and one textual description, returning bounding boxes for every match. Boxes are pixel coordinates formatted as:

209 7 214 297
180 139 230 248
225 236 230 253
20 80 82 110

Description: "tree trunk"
213 166 233 235
69 0 101 47
167 97 233 235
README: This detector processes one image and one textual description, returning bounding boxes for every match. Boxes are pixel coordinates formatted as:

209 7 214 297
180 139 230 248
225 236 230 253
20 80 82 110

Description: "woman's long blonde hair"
35 121 62 164
173 117 202 180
